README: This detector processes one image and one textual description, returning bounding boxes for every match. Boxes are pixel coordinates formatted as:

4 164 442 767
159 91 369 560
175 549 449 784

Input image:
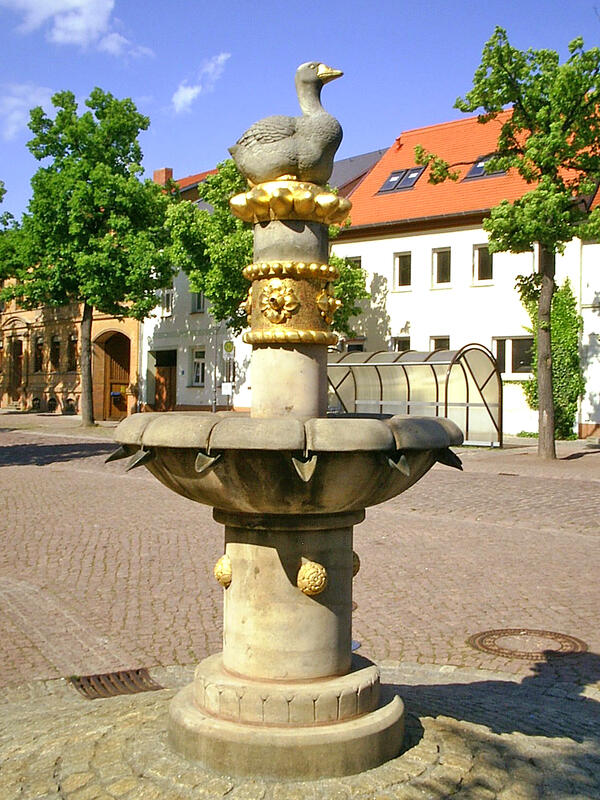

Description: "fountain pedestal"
112 66 464 780
169 510 404 778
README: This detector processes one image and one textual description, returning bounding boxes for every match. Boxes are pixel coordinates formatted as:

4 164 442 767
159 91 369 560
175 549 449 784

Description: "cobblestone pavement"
0 416 599 798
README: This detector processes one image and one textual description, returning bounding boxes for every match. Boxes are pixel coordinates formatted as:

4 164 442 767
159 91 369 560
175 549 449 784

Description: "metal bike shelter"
327 344 503 446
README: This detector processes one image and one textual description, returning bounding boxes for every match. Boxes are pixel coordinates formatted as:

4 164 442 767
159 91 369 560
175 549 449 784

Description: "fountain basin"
114 412 463 513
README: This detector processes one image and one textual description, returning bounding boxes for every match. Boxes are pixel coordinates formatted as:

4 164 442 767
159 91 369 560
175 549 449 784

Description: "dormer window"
464 155 505 180
377 166 425 193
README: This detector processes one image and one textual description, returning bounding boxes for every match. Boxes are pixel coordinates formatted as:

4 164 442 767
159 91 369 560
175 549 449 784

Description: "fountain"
111 62 463 780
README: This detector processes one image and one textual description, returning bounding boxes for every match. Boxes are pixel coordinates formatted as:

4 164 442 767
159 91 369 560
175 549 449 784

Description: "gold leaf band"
243 329 338 345
243 261 340 282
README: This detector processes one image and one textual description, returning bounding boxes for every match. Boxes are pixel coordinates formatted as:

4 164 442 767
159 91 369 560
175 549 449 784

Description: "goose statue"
229 62 343 186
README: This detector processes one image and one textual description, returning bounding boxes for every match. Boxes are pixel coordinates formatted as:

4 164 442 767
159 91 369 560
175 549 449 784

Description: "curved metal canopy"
327 344 503 446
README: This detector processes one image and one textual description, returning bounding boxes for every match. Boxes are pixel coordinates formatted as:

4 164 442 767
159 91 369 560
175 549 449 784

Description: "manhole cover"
467 628 588 660
69 669 163 700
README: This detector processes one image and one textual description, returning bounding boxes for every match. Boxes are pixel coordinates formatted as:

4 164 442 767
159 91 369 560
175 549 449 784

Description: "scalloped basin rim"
114 412 464 452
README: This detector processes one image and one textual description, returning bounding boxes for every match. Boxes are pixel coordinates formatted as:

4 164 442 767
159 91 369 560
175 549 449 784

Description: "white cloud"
172 83 202 114
0 83 53 140
0 0 152 56
97 31 153 58
171 53 231 114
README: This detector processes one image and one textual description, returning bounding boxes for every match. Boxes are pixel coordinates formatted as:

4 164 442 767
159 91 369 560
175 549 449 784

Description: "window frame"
50 335 61 371
430 336 450 352
34 336 44 373
161 286 174 317
473 244 493 284
432 248 451 287
394 252 412 289
67 333 78 372
493 336 534 376
377 166 425 194
391 336 411 353
191 348 206 387
191 291 205 313
464 154 506 181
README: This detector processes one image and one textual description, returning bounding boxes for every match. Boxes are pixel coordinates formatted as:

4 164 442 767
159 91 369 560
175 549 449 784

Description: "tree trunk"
79 302 95 427
537 246 555 459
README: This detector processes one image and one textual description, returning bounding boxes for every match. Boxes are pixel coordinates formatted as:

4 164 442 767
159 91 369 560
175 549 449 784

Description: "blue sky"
1 0 599 218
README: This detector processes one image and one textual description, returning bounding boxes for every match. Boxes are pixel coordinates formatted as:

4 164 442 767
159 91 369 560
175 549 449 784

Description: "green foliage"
0 89 175 319
167 159 252 332
416 27 600 254
167 159 367 335
329 253 369 337
519 278 585 438
414 145 460 184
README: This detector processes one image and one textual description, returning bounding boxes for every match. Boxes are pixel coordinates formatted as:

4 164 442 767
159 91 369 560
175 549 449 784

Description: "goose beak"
317 63 343 84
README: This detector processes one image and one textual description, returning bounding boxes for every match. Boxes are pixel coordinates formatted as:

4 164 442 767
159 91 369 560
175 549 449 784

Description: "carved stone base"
191 652 381 726
169 673 404 780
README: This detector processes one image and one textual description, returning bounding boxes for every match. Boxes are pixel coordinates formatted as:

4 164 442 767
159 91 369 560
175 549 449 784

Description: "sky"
1 0 600 218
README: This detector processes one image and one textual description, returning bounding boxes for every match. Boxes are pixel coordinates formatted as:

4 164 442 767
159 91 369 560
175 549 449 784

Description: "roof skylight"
465 155 505 180
378 166 425 193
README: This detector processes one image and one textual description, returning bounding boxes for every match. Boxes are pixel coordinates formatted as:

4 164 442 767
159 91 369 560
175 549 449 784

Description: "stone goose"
229 62 343 186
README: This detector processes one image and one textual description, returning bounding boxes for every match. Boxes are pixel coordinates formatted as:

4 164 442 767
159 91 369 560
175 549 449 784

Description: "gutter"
336 209 492 240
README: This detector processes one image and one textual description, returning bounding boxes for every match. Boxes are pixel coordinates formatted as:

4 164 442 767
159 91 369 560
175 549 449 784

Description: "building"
138 154 387 413
331 113 600 438
0 298 140 420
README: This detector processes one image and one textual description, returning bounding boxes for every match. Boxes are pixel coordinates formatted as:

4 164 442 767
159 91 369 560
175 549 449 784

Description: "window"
191 292 205 313
67 333 78 371
50 336 60 370
433 249 451 285
431 336 450 351
34 336 44 372
493 337 534 374
512 338 534 373
377 167 425 193
465 154 506 180
394 253 411 288
192 349 206 386
392 336 411 352
473 245 493 282
161 285 174 316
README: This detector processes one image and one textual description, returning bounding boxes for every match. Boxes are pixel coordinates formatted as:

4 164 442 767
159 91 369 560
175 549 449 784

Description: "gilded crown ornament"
297 560 328 596
260 279 300 324
214 554 232 588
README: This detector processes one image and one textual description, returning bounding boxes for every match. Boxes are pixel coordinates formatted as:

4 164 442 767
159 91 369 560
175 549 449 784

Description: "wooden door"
155 365 176 411
9 339 23 401
104 334 130 420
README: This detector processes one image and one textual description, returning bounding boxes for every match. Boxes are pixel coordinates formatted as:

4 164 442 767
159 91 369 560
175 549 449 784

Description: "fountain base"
169 661 404 779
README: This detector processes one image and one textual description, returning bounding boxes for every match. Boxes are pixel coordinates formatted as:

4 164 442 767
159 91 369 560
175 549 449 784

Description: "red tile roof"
346 111 532 230
175 169 218 191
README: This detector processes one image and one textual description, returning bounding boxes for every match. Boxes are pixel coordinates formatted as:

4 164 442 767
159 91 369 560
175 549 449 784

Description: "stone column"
216 509 361 680
169 509 404 780
230 181 350 419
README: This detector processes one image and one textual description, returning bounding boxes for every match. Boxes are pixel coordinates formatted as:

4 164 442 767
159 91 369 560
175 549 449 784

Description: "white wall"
333 226 598 436
140 271 243 410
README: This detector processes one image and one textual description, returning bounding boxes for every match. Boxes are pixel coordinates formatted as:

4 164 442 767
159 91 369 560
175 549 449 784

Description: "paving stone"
1 426 600 799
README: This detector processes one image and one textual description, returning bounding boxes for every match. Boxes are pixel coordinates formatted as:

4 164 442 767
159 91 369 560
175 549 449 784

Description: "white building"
139 154 386 414
331 114 600 438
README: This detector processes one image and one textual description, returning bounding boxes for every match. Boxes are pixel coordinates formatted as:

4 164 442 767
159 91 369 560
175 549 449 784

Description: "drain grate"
467 628 588 661
69 668 163 700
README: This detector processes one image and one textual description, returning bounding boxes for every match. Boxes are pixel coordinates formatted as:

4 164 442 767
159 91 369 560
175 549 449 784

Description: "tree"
415 28 600 458
166 159 368 336
0 89 175 426
520 278 585 439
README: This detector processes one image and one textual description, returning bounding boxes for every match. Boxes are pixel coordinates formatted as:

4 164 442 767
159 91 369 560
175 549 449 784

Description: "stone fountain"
111 62 463 781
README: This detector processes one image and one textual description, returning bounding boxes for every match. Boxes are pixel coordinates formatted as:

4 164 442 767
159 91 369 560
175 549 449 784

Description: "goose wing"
234 115 297 148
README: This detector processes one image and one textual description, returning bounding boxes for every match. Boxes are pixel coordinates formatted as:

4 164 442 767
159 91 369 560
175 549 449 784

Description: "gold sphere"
297 560 328 596
352 551 361 577
214 554 232 588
